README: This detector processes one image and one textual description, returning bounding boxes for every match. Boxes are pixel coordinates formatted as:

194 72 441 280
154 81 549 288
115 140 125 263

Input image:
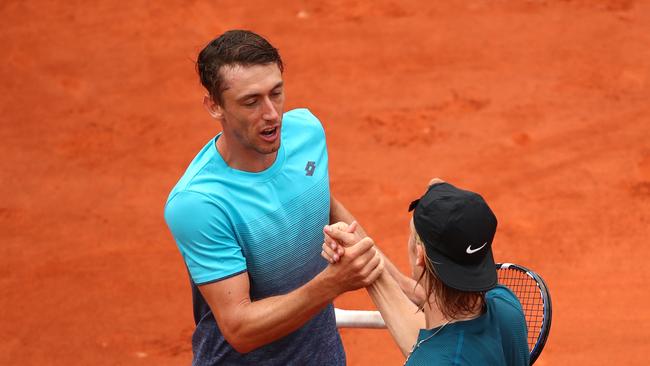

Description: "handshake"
319 178 446 295
320 221 384 293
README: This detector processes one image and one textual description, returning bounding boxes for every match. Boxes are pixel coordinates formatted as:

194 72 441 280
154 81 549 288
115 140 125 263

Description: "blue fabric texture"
164 108 344 365
405 285 530 366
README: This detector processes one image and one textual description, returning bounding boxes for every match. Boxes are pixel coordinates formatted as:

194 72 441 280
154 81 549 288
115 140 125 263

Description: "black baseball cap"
409 182 498 292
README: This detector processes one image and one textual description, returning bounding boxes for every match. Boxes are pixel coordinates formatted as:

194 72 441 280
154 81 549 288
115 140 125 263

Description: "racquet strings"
497 267 545 351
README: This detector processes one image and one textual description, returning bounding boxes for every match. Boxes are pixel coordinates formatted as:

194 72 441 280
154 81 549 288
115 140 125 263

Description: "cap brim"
408 199 420 212
425 244 497 292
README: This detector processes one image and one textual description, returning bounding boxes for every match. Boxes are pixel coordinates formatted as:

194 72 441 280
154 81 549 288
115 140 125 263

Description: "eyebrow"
236 81 284 102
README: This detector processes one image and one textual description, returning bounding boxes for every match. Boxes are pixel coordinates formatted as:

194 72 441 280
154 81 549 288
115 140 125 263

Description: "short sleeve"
164 190 247 284
291 108 326 134
488 286 524 313
488 286 530 365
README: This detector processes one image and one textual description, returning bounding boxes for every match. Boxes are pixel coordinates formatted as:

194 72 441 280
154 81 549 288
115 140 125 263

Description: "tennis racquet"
495 262 552 365
335 262 552 365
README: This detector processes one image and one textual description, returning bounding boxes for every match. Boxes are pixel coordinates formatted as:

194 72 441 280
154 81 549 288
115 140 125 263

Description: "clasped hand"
321 221 383 291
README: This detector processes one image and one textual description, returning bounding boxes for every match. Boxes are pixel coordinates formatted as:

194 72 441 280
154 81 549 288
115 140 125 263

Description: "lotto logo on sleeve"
305 161 316 176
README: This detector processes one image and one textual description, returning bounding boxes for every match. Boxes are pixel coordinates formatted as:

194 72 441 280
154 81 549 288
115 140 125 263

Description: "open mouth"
259 126 279 141
261 126 277 136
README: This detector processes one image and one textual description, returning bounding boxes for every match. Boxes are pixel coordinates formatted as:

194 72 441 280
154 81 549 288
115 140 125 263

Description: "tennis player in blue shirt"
165 30 382 365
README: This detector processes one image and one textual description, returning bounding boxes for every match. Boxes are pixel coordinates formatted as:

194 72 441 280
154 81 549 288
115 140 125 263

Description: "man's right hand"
321 221 362 263
321 230 383 293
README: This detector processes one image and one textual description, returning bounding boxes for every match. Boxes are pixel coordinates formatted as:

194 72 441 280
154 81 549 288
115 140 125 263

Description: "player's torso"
407 326 507 366
215 155 330 299
407 287 528 366
167 109 344 366
182 108 331 299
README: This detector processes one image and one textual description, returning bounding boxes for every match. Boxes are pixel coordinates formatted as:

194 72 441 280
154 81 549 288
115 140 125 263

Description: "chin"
256 142 280 155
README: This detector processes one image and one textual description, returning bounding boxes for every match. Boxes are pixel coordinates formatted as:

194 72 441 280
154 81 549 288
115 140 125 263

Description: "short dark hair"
196 30 284 105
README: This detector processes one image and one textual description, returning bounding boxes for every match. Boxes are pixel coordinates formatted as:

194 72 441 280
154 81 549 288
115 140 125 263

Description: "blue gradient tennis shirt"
164 109 345 365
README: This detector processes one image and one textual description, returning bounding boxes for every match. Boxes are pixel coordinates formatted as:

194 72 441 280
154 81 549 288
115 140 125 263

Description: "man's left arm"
329 196 425 305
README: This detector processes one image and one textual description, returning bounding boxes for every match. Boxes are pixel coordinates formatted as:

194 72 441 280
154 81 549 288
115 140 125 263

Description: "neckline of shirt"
211 133 286 182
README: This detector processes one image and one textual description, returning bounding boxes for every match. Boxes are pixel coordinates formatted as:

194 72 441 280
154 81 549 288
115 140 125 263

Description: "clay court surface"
2 0 650 364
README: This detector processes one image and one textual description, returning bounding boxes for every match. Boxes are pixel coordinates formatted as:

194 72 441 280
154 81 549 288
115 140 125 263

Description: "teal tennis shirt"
406 286 529 366
164 108 344 365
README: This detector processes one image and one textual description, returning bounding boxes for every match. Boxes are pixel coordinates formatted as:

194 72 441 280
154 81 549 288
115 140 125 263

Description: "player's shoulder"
487 285 525 315
165 136 236 201
487 284 517 300
283 108 324 129
282 108 327 148
164 190 229 235
165 190 217 221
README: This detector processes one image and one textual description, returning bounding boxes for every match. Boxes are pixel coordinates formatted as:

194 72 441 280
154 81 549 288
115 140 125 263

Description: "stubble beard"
254 141 280 155
243 129 281 156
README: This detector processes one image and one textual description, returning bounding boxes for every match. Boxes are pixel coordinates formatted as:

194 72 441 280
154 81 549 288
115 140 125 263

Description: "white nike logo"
466 242 488 254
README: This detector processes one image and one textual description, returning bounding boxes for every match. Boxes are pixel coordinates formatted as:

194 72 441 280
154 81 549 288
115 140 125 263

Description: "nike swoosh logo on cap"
466 242 488 254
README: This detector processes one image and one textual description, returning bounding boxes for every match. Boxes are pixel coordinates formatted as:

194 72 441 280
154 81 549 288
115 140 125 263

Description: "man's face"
217 63 285 156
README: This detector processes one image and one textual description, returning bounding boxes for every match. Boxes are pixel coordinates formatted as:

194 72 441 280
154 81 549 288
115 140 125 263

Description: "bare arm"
326 241 425 305
324 226 425 356
367 269 425 356
322 219 425 305
330 195 368 237
200 238 382 353
326 180 445 304
380 251 426 306
200 271 336 353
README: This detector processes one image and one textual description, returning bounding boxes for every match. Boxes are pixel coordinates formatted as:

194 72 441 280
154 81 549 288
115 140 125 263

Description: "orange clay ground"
1 1 649 365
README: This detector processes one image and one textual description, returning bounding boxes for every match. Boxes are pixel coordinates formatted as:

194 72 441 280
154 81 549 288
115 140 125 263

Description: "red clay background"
2 1 649 365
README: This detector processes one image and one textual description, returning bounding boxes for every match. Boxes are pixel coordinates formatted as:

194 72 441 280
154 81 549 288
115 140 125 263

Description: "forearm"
380 250 426 306
367 271 425 356
226 272 338 353
328 197 423 303
321 225 421 354
330 196 368 237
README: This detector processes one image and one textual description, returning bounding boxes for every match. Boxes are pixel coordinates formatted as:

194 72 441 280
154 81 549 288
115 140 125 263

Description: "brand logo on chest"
305 161 316 176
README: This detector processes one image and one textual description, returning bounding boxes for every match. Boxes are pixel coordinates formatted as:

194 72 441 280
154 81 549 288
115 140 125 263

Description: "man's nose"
261 97 279 121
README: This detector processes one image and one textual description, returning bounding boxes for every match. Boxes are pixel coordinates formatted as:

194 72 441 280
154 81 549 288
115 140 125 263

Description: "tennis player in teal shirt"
323 180 529 365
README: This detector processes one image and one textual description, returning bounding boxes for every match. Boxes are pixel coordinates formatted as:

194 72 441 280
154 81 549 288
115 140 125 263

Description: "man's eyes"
242 90 282 106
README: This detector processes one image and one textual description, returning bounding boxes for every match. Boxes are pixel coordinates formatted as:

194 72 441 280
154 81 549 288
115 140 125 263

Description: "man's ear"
203 95 224 119
416 245 425 267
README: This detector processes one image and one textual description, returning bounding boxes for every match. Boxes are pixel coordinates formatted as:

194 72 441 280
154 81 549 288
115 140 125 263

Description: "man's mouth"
259 126 279 142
